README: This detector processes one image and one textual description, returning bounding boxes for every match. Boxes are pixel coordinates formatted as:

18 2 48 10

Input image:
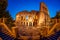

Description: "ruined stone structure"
0 2 60 40
16 2 50 28
16 10 39 27
15 2 51 39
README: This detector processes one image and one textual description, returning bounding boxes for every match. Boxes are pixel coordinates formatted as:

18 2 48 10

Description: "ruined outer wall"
38 2 50 26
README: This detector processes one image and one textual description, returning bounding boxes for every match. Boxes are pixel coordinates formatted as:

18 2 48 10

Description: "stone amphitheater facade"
0 2 60 40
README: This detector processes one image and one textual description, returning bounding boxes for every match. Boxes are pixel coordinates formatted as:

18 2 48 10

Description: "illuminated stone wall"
16 11 39 27
16 2 50 28
38 2 50 27
15 2 51 37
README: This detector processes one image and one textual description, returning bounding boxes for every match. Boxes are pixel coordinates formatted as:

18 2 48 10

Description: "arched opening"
29 22 32 26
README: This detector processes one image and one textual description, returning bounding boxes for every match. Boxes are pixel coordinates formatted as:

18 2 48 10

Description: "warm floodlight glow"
28 17 33 22
17 15 19 18
38 12 45 25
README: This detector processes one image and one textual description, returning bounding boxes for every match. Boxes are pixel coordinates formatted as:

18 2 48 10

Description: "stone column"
28 22 29 27
25 22 26 26
3 18 5 23
32 22 33 26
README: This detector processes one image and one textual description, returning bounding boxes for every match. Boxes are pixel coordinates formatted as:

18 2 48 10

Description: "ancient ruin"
0 2 60 40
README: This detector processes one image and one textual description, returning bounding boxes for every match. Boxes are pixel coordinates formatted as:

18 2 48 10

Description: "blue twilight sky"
7 0 60 19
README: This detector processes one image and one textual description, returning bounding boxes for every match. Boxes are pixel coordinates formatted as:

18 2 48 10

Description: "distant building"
16 2 50 28
0 2 60 40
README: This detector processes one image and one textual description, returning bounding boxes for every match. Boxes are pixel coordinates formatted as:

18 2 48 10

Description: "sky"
7 0 60 19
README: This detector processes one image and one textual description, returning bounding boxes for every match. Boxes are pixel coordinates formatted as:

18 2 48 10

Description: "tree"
5 11 15 28
51 11 60 19
55 11 60 19
0 0 14 28
0 0 7 18
0 0 7 11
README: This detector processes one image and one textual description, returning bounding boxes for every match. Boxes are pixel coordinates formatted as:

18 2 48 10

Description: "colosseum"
0 2 60 40
16 2 50 27
14 2 51 39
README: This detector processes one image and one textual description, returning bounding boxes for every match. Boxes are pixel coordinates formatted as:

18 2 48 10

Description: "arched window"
26 16 28 20
26 22 28 26
29 22 32 26
21 16 23 20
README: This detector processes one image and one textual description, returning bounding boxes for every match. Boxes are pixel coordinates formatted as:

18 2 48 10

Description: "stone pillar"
56 19 57 23
32 22 33 26
3 18 5 23
28 22 29 27
25 22 26 26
